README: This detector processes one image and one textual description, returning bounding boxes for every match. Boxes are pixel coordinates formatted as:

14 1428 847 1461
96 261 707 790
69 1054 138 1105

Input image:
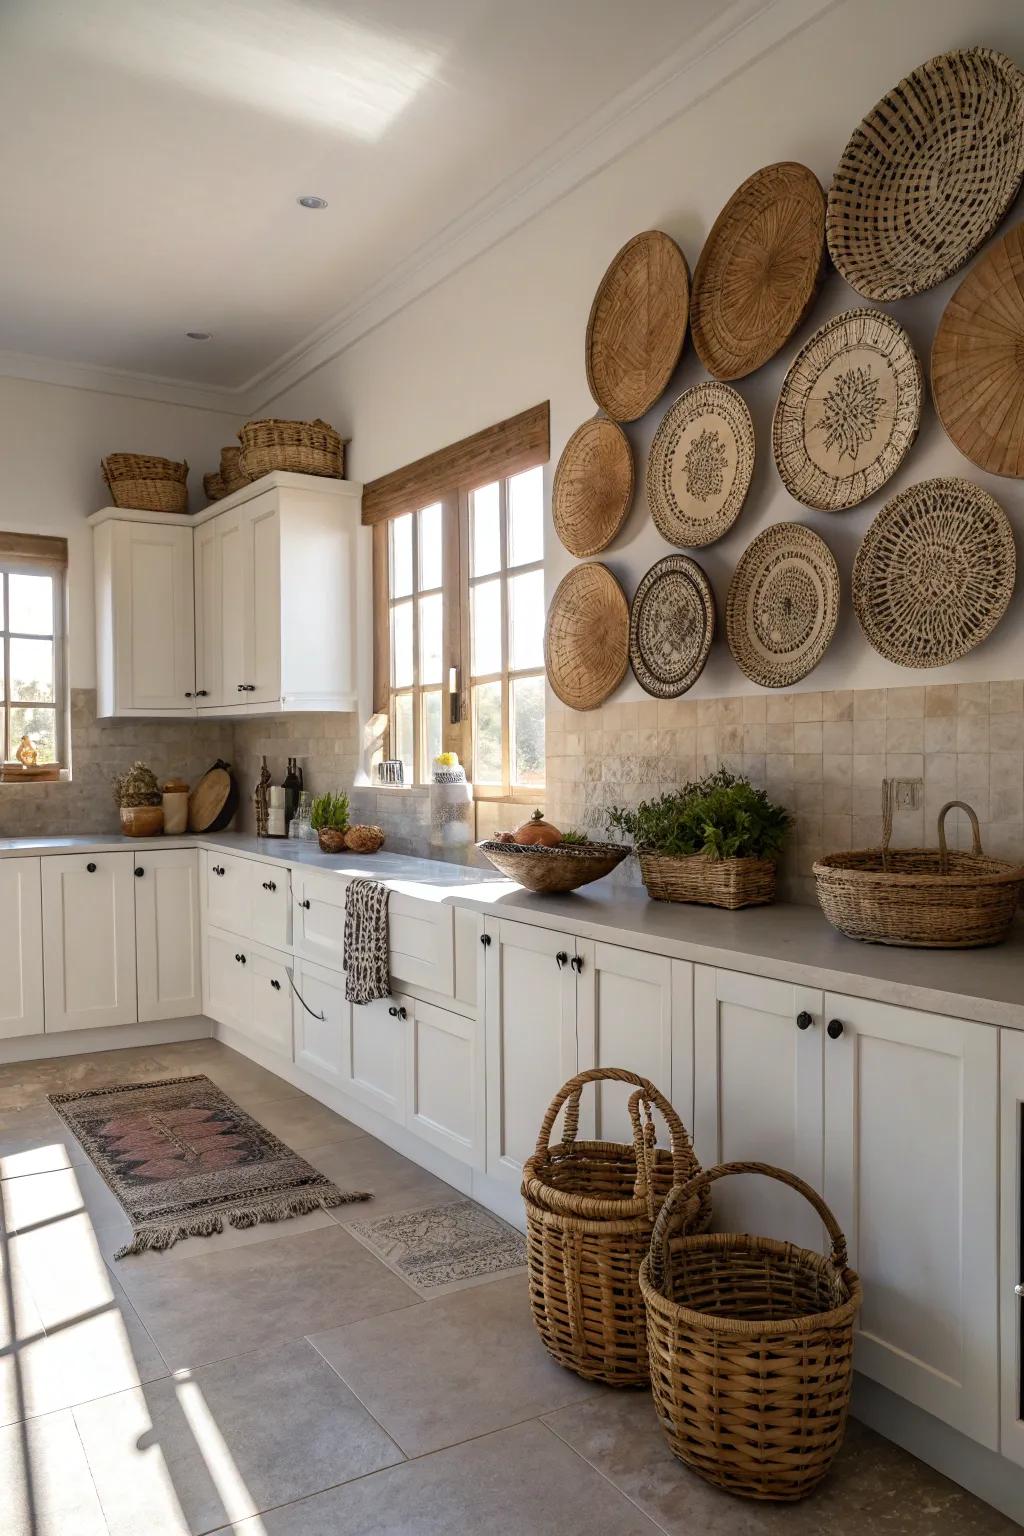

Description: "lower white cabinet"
293 870 347 968
203 927 291 1059
0 858 44 1040
41 853 138 1032
204 851 290 950
348 994 407 1123
293 869 455 999
407 997 482 1167
134 849 201 1022
292 958 349 1089
1000 1029 1024 1469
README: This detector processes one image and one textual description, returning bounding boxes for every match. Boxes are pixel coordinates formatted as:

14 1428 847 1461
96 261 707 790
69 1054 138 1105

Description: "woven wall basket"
646 383 754 547
629 555 715 699
545 562 629 711
585 231 690 422
726 523 840 688
932 224 1024 478
772 308 922 512
853 477 1016 668
552 418 634 557
827 48 1024 301
691 162 826 381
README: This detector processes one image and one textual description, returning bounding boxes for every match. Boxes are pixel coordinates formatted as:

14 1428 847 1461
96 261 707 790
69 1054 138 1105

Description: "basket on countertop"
640 1161 862 1501
102 453 188 514
238 418 345 480
638 849 776 909
522 1067 710 1387
478 838 627 893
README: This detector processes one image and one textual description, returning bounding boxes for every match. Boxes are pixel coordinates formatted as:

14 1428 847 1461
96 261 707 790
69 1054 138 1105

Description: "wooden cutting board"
189 760 237 832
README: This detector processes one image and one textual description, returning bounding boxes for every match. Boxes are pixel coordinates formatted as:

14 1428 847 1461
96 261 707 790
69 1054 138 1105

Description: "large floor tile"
1 1408 109 1536
0 1104 88 1180
305 1134 464 1219
219 1419 661 1535
97 1205 338 1273
120 1221 419 1368
1 1160 126 1235
309 1271 601 1456
74 1337 404 1536
238 1091 365 1151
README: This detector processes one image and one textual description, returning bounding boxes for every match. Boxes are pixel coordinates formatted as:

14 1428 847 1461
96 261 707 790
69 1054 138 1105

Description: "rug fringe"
113 1187 372 1259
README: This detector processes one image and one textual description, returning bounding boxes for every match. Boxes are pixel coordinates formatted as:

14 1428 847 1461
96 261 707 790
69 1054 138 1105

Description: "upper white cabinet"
41 852 138 1032
0 858 44 1040
91 471 368 720
93 517 196 717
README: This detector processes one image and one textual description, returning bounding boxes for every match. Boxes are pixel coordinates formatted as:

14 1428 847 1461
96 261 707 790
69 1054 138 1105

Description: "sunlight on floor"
174 1370 269 1533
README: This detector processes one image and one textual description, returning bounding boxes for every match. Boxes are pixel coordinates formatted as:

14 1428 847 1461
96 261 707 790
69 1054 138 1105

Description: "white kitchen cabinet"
193 510 237 708
93 517 195 717
347 994 407 1123
293 869 348 969
694 966 824 1250
134 849 201 1022
294 870 453 998
249 863 291 948
0 858 44 1040
41 853 138 1032
203 926 248 1031
406 998 483 1167
248 947 293 1058
1000 1029 1024 1469
203 851 290 950
824 992 999 1449
293 958 350 1090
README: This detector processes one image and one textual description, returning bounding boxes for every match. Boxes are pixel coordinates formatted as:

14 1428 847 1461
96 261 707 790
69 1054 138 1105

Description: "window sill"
0 770 70 787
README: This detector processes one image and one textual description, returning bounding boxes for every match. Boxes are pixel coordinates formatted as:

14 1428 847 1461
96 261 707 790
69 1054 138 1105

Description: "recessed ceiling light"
186 331 212 341
297 195 328 210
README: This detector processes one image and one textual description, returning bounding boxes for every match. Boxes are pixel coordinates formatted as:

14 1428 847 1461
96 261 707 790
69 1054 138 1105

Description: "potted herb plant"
113 761 164 837
310 790 350 853
608 767 791 909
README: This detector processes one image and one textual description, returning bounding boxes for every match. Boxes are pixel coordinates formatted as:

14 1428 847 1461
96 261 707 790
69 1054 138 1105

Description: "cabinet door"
1000 1029 1024 1468
245 500 281 706
248 949 293 1058
406 999 482 1167
193 517 223 707
41 854 138 1032
348 994 406 1122
110 520 195 713
824 992 998 1448
0 858 44 1040
204 852 252 935
293 870 347 969
217 507 248 703
693 967 823 1249
203 928 250 1030
134 849 201 1022
483 918 577 1187
293 959 351 1090
249 864 291 949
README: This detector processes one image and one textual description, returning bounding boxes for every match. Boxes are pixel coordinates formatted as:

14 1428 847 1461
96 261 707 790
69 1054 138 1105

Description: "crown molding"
0 348 246 416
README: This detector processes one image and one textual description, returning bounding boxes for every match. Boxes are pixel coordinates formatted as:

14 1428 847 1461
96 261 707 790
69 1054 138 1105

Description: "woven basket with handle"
640 1161 862 1502
238 418 345 480
522 1067 709 1387
102 453 188 514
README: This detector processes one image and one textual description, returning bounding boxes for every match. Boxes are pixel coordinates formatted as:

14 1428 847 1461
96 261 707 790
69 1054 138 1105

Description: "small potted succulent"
114 761 164 837
310 790 350 853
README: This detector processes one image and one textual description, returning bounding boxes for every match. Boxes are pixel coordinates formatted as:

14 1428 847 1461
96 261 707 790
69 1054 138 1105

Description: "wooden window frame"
0 540 69 770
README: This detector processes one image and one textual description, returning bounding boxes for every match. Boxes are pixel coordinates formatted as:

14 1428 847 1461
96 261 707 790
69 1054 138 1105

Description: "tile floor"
0 1038 1016 1535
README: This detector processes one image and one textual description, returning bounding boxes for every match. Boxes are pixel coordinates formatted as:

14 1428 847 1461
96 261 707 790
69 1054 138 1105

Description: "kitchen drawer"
204 852 290 949
249 864 291 949
204 925 292 1060
294 871 454 998
406 998 482 1167
204 852 252 934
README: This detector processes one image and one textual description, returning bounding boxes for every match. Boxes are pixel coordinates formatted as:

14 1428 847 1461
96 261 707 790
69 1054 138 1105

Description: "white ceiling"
0 0 763 401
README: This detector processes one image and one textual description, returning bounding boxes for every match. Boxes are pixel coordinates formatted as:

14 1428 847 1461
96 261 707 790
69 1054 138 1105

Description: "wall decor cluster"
545 562 629 710
629 555 715 699
853 477 1016 668
552 417 634 556
827 47 1024 300
772 308 922 511
931 222 1024 477
646 382 754 547
585 230 690 422
690 161 826 380
726 523 840 688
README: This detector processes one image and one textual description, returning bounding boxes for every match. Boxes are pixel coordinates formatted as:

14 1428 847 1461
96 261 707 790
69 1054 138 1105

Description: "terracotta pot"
317 827 348 854
120 805 164 837
513 809 562 846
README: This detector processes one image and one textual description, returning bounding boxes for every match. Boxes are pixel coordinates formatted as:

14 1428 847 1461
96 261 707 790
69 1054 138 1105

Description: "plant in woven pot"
310 791 350 853
608 768 790 909
113 761 164 836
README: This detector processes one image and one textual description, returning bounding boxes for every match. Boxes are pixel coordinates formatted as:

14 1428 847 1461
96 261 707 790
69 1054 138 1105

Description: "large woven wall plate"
585 231 690 422
827 48 1024 302
726 523 840 688
552 417 634 557
853 478 1016 668
772 309 922 512
690 162 826 381
932 223 1024 477
629 555 715 698
545 562 629 711
646 383 754 548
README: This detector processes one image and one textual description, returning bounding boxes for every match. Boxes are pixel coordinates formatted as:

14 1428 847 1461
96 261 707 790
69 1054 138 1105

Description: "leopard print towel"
344 877 391 1004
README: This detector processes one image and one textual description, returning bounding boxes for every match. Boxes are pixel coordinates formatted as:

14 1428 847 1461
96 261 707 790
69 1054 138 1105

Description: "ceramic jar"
120 805 164 837
161 778 190 835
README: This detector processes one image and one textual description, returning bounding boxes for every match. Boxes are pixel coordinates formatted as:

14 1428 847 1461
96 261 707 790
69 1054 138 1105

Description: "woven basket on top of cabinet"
102 453 189 514
521 1067 709 1387
238 418 345 480
640 1161 862 1502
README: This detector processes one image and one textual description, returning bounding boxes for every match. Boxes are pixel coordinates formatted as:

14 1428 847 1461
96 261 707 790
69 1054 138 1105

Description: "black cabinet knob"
86 862 97 873
398 1006 408 1021
196 689 209 697
827 1018 844 1040
480 932 492 947
262 880 277 892
570 955 583 974
185 692 193 699
235 953 242 962
213 866 225 876
388 1005 398 1017
555 951 568 969
300 898 311 909
236 684 244 692
134 867 144 878
240 954 247 965
796 1010 813 1030
270 978 281 991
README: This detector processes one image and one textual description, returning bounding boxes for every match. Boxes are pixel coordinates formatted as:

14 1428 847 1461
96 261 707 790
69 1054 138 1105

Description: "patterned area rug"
345 1199 527 1296
48 1075 370 1258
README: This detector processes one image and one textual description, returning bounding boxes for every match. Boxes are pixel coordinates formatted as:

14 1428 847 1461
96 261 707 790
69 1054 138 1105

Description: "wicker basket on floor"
102 453 189 513
638 849 776 908
238 417 345 480
522 1067 709 1387
640 1161 862 1502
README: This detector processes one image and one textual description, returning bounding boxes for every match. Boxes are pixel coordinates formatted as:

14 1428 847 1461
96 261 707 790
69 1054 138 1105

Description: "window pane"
508 569 544 670
393 693 414 781
8 573 53 635
508 466 544 567
422 689 442 777
418 502 442 590
472 681 502 785
10 637 54 702
511 675 545 788
418 592 442 685
390 513 413 598
391 600 414 688
10 705 57 764
470 482 500 577
471 578 502 676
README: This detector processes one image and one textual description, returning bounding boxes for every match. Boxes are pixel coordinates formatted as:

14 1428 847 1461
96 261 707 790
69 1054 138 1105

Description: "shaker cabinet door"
134 849 201 1023
42 854 138 1032
0 858 44 1040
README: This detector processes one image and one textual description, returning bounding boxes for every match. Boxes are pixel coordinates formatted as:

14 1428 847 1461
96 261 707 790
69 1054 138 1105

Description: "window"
0 537 68 768
387 502 446 785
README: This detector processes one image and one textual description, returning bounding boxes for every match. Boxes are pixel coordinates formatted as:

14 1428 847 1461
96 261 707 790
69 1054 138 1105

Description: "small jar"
162 777 190 835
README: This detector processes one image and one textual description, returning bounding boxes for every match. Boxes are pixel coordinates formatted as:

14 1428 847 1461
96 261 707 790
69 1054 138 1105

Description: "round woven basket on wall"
629 555 715 699
853 478 1016 668
726 523 840 689
585 231 690 422
827 47 1024 301
690 162 826 381
545 562 629 711
552 418 634 557
646 383 754 547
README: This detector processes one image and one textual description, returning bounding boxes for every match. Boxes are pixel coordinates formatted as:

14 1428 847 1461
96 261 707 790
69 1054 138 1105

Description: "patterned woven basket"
638 850 776 909
522 1068 709 1387
640 1162 862 1502
238 418 345 480
477 839 627 893
102 454 188 514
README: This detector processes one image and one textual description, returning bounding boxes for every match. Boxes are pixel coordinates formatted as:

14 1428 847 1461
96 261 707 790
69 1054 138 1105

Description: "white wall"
261 0 1024 699
0 376 241 686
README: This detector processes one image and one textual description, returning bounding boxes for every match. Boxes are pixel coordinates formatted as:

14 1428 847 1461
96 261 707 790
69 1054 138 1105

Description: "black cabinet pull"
300 898 311 909
397 1005 408 1021
827 1018 844 1040
555 951 568 969
234 953 247 965
185 691 193 699
796 1010 813 1030
86 862 97 873
262 880 277 892
480 932 492 947
213 865 225 876
570 955 583 974
134 867 144 878
234 952 242 962
196 689 209 697
388 1005 398 1017
270 978 281 990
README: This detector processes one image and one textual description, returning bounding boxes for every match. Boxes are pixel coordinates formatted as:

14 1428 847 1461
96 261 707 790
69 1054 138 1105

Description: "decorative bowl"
477 839 628 893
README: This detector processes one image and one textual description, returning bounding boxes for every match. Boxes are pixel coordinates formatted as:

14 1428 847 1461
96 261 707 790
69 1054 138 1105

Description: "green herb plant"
558 829 589 846
607 767 790 862
309 791 350 833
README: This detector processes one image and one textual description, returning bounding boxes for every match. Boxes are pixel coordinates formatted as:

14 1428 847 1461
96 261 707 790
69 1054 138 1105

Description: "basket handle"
647 1160 849 1290
937 800 982 873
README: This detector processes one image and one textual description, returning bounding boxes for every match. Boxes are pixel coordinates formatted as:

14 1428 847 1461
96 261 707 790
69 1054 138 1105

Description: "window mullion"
499 478 511 797
3 571 8 762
